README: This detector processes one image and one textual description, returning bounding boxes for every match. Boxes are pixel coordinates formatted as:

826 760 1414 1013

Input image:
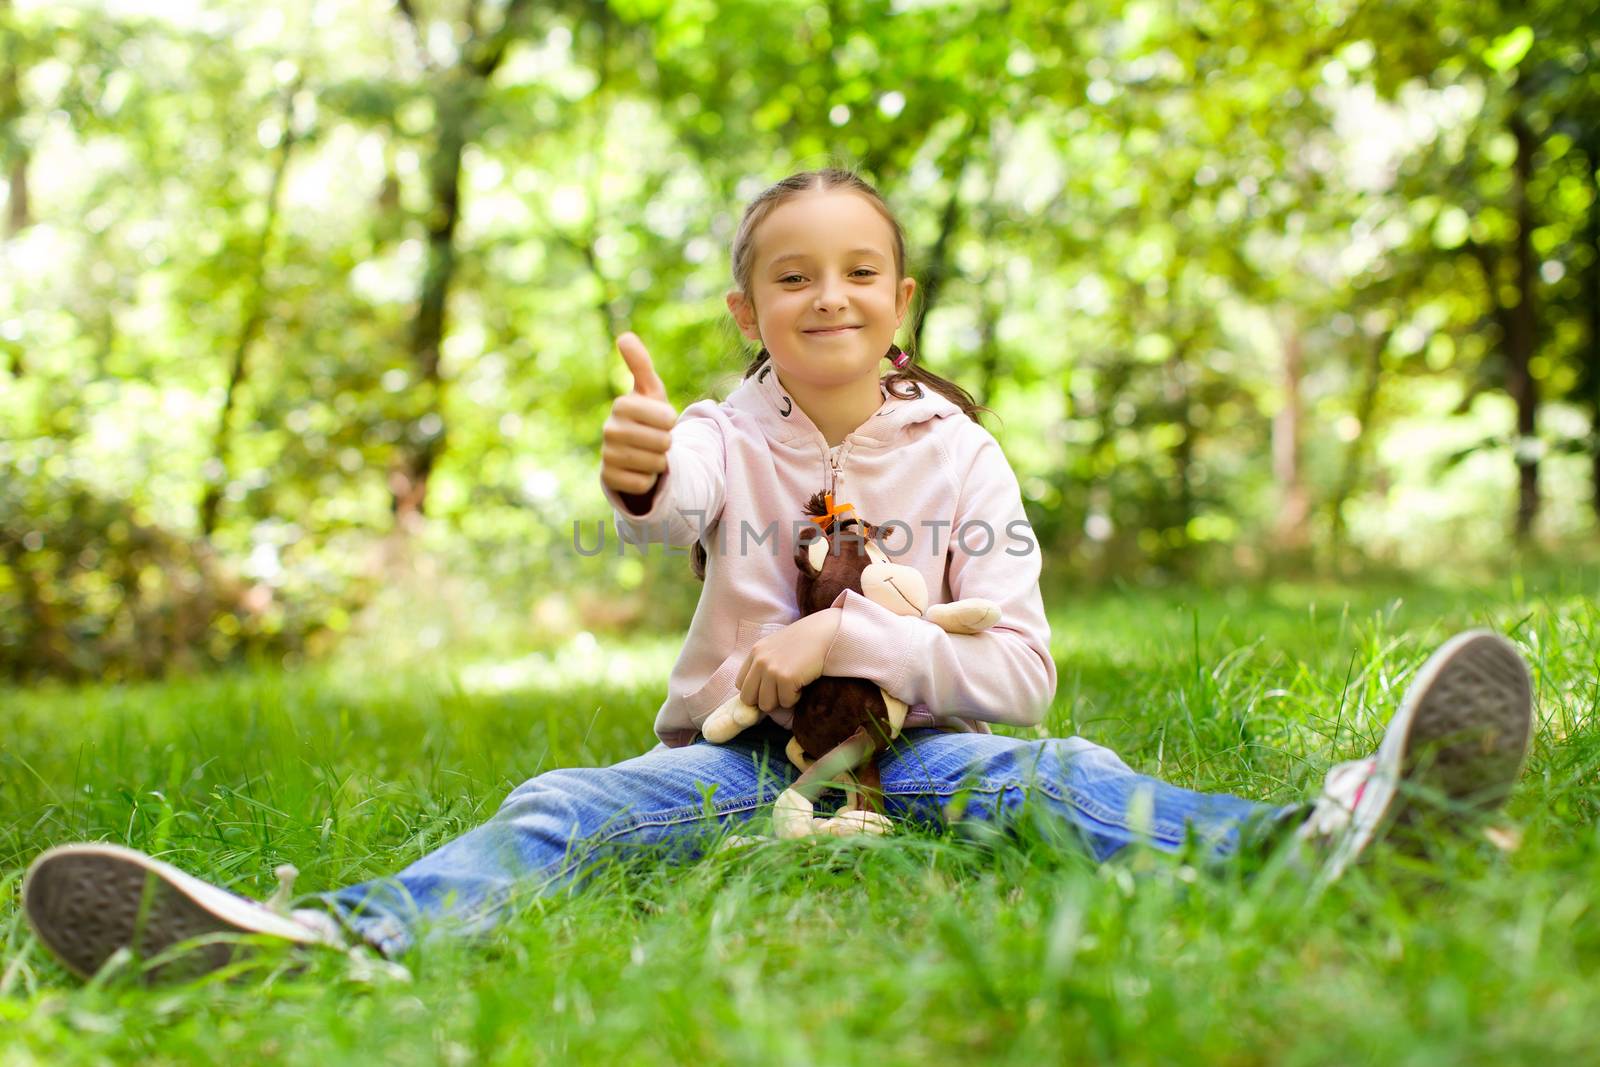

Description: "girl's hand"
602 332 677 498
736 608 843 712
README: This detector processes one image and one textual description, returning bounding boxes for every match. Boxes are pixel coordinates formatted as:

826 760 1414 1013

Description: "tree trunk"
910 121 986 358
975 295 1001 407
199 84 299 537
1593 436 1600 529
974 143 1005 406
910 164 966 358
579 5 625 398
583 237 627 400
1585 144 1600 526
388 80 468 533
1167 339 1195 572
374 138 403 245
1272 317 1310 553
1 0 30 235
1466 110 1543 544
5 154 26 234
1328 327 1392 564
1507 112 1540 541
2 538 63 677
387 0 532 532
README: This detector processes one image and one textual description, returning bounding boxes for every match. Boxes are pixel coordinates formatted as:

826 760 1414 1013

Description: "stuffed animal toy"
700 490 1001 839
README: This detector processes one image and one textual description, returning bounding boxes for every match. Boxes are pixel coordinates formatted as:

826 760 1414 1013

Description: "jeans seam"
886 774 1187 843
536 796 773 892
594 795 774 839
889 736 1191 841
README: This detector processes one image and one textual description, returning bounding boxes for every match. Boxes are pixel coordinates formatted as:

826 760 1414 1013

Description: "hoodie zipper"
828 440 854 500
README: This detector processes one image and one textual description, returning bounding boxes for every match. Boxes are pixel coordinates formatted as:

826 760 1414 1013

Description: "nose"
813 274 848 314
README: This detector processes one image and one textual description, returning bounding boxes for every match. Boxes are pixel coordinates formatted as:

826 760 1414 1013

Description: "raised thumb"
617 332 668 401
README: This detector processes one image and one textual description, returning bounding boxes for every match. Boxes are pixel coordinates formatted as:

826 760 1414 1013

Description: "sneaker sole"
1386 629 1534 813
22 843 321 982
1323 629 1533 881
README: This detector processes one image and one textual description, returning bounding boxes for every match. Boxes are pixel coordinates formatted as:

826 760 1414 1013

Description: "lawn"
3 573 1599 1066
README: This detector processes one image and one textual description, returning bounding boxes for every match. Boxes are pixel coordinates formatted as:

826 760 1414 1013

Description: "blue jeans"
321 722 1298 956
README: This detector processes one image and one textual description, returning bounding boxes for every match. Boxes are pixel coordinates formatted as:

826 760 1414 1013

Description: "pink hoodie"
601 364 1057 747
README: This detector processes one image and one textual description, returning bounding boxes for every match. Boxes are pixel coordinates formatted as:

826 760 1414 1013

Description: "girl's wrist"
800 607 843 636
617 476 661 515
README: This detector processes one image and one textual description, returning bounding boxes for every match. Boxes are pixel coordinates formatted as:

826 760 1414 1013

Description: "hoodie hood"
730 360 965 448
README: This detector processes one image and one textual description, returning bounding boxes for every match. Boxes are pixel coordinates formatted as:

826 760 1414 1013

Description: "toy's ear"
795 528 830 577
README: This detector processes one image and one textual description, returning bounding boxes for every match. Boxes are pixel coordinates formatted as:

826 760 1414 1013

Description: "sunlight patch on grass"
454 632 679 697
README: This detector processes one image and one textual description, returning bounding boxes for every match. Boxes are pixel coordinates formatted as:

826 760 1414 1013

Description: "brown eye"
865 541 888 566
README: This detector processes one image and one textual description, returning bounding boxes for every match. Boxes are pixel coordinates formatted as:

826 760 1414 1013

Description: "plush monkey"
700 490 1001 839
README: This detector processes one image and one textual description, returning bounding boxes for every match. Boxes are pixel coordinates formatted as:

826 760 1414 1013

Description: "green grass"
3 572 1600 1065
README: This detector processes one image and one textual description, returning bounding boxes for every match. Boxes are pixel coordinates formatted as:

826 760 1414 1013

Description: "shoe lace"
267 864 299 915
266 863 353 952
1300 757 1376 839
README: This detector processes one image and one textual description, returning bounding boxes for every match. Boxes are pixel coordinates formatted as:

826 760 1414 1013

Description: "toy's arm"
923 599 1000 634
858 554 998 634
700 693 760 743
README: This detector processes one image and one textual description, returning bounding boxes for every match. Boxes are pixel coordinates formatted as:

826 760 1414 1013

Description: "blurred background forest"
2 0 1598 682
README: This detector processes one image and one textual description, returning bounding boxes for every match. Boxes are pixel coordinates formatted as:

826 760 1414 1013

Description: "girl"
22 170 1534 980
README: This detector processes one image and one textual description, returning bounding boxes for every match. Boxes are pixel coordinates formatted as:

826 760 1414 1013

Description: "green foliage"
1 0 1598 676
0 455 366 680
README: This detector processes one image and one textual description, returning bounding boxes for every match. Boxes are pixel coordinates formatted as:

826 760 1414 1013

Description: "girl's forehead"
754 189 896 263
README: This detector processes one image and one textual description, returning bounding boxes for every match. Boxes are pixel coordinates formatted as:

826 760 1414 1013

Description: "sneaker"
1295 629 1534 885
22 843 346 982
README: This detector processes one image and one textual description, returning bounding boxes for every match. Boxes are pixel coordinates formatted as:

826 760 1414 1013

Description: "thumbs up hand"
602 332 678 498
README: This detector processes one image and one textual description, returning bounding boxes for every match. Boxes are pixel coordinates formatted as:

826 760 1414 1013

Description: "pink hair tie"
888 344 910 370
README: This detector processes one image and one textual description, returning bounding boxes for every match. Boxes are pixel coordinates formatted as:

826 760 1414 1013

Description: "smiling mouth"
804 326 863 335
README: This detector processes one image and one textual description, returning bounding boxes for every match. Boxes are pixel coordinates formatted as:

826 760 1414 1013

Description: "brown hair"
691 168 987 581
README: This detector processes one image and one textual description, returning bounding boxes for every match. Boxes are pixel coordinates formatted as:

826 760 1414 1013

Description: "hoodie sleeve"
820 427 1057 728
600 399 727 547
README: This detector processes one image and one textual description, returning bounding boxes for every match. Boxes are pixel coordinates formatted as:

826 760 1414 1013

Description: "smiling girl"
22 170 1533 978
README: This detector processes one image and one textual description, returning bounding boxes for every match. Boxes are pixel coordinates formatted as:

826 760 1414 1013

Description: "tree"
385 0 537 533
1354 0 1599 541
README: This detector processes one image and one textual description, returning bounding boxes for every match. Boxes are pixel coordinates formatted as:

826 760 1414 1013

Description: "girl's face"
727 189 916 395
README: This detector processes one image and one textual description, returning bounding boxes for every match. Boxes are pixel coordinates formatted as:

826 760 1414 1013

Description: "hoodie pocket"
684 619 787 726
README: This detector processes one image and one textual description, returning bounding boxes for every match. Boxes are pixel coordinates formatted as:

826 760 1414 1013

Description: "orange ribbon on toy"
808 493 856 528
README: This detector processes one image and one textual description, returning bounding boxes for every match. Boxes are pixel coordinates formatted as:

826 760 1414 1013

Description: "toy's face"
795 517 928 617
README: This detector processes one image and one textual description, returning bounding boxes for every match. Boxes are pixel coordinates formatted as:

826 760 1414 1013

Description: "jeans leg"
320 722 797 956
879 730 1300 862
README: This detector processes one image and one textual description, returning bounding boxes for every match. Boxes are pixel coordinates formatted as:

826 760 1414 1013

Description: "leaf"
1483 26 1533 72
1438 435 1503 472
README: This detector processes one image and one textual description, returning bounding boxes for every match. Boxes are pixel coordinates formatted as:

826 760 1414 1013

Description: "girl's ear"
895 276 917 324
726 289 762 342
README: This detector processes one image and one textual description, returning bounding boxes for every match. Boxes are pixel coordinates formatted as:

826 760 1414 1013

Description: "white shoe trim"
23 842 343 979
1301 629 1532 885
